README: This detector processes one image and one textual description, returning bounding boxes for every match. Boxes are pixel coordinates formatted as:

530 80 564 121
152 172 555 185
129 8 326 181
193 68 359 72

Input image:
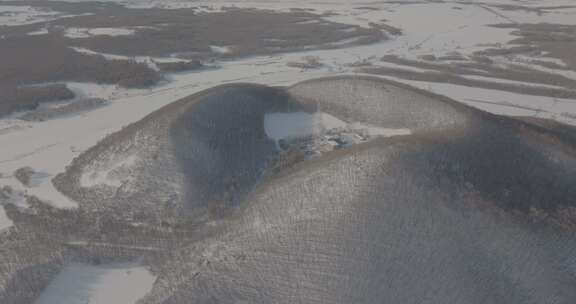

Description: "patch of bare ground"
0 83 74 117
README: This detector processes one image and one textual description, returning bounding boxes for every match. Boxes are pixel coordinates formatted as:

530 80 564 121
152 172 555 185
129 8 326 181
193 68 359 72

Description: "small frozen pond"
264 112 411 144
34 263 156 304
264 112 347 141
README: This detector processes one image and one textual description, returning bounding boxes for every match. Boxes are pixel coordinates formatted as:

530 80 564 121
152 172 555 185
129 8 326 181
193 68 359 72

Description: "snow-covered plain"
1 0 576 228
33 263 156 304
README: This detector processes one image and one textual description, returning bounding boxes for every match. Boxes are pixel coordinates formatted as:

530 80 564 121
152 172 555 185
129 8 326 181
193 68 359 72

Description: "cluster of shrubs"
0 84 74 117
156 60 204 73
369 22 403 36
19 98 108 121
14 167 36 187
287 56 323 69
0 186 13 202
55 52 162 88
474 45 539 57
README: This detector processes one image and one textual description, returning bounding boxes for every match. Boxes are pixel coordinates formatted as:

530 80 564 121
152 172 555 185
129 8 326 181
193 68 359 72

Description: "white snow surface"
0 5 90 27
264 112 347 141
80 155 139 187
210 45 233 55
34 263 156 304
0 5 59 26
64 27 136 38
0 207 12 231
66 82 143 101
70 47 187 71
264 112 411 144
28 28 49 36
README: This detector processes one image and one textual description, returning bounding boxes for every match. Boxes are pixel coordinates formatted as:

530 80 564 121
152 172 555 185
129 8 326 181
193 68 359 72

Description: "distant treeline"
0 36 163 116
0 84 74 117
0 36 162 89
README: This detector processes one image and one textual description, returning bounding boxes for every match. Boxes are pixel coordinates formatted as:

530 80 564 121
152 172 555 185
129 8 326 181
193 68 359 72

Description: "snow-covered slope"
142 145 576 302
53 84 296 223
51 76 576 228
136 77 576 303
2 75 576 304
50 76 471 223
